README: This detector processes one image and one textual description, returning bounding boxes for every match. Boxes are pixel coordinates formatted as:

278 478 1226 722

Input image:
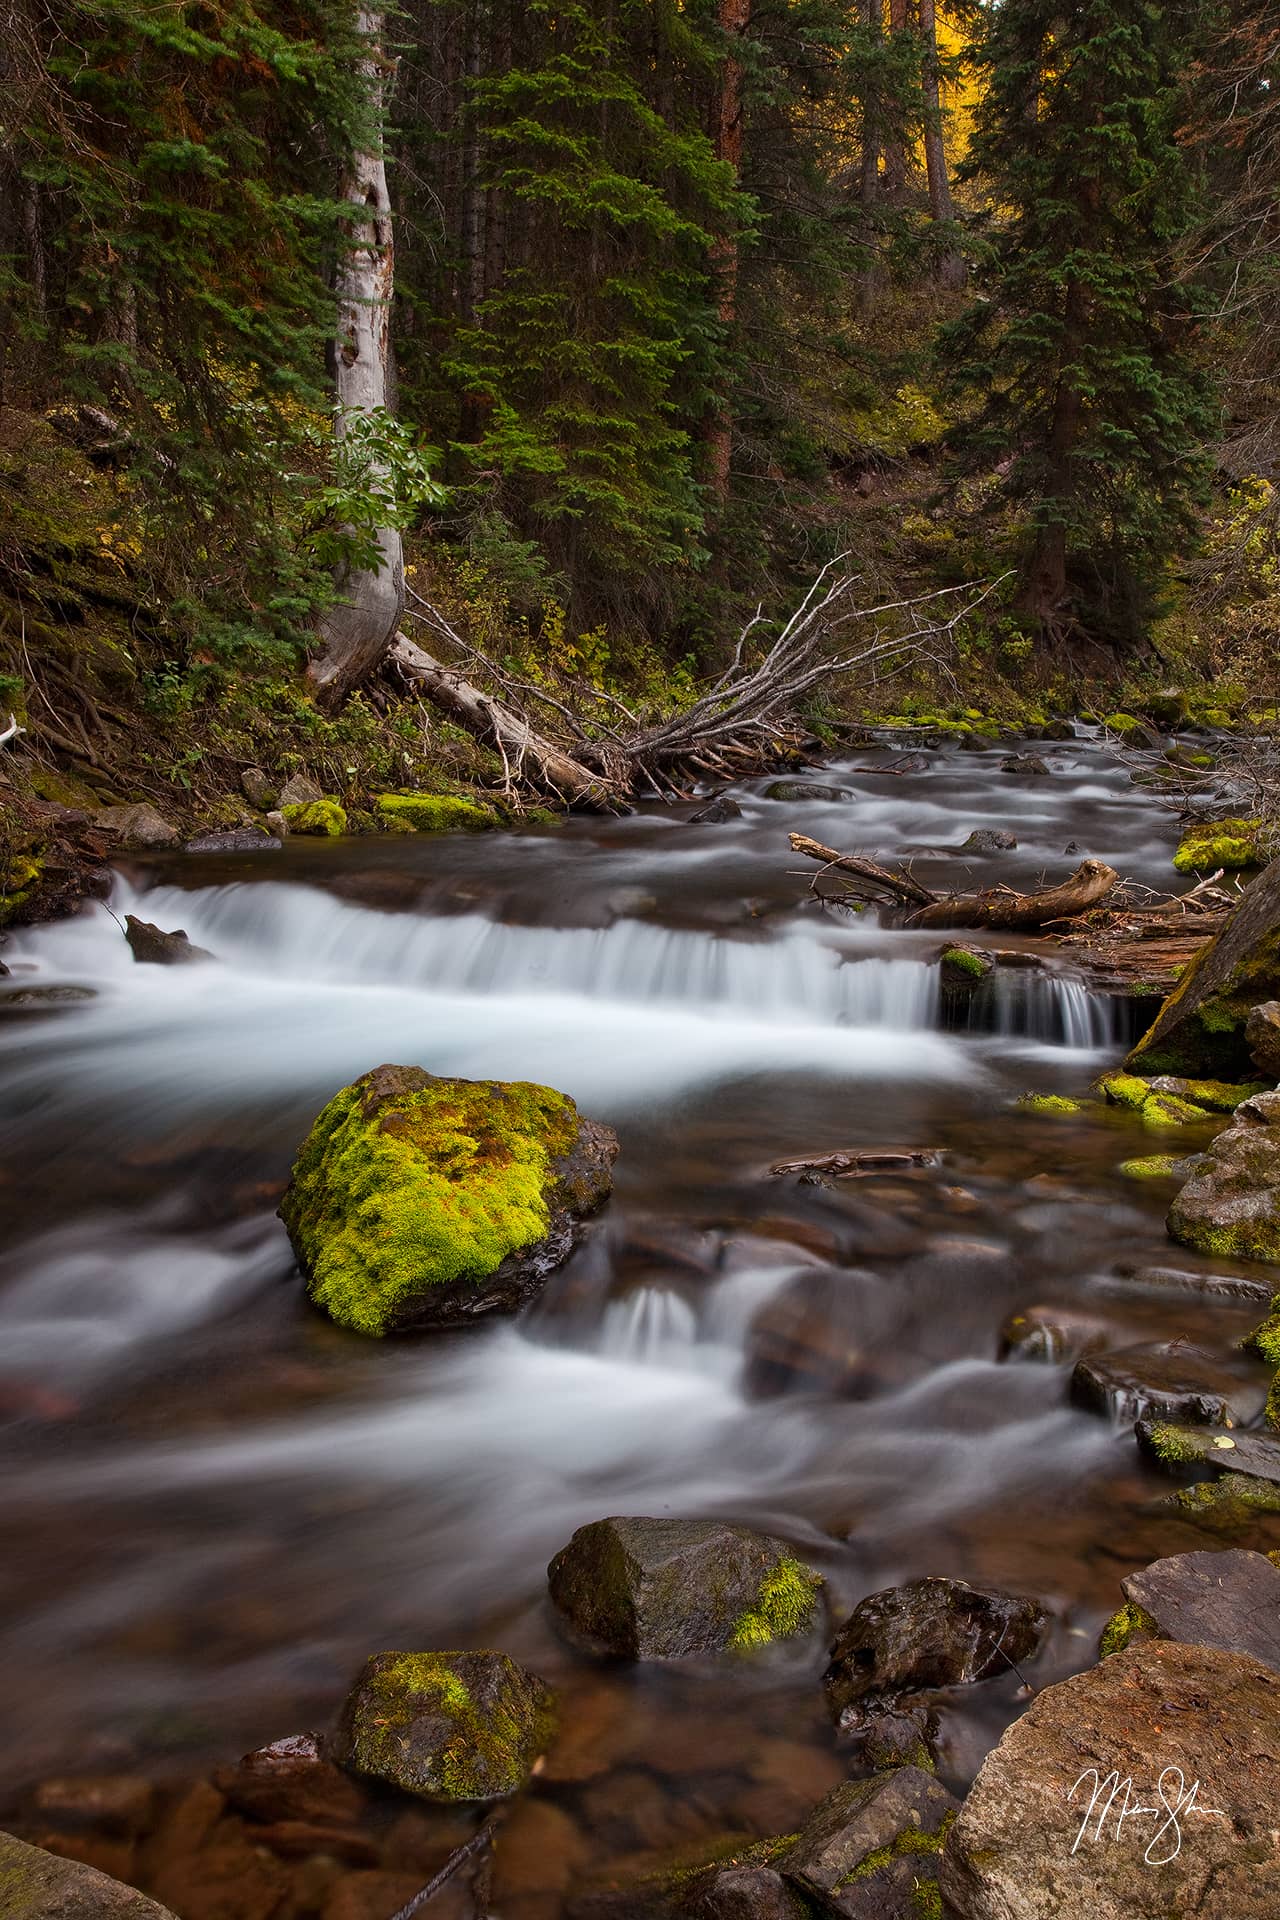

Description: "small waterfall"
596 1287 700 1364
947 966 1120 1048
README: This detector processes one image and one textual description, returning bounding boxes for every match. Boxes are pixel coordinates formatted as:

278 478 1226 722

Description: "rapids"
0 731 1268 1885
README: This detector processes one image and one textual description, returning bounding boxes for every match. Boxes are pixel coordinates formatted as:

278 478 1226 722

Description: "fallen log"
787 834 935 906
388 634 613 807
907 858 1120 931
771 1147 944 1176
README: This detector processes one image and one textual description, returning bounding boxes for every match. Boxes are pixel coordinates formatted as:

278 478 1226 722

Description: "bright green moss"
1117 1155 1178 1179
838 1812 955 1888
0 851 43 924
377 792 498 833
941 946 988 979
1242 1300 1280 1367
1017 1093 1084 1115
1174 1472 1280 1521
1142 1421 1206 1466
281 798 347 836
281 1068 581 1335
1267 1373 1280 1432
728 1556 822 1651
1172 818 1264 874
1141 1091 1209 1128
1099 1600 1158 1659
1155 1078 1268 1111
341 1651 556 1802
1097 1072 1151 1109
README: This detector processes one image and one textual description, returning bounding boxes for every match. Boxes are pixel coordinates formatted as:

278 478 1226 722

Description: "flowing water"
0 731 1271 1900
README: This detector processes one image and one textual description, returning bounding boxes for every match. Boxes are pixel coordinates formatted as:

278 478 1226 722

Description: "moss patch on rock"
1096 1071 1152 1109
1016 1093 1085 1115
1117 1154 1180 1179
280 1064 616 1335
281 798 347 836
1173 818 1265 875
333 1650 556 1802
1098 1600 1158 1659
729 1556 823 1652
377 793 499 833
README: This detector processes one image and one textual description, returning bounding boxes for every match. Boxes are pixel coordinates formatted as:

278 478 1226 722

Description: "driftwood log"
789 834 1120 931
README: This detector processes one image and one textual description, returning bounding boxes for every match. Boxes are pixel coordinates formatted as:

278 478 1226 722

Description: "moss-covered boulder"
332 1650 555 1802
1167 1092 1280 1265
547 1516 822 1660
280 797 347 836
377 793 499 832
1172 816 1266 875
779 1770 958 1920
1103 711 1161 748
280 1064 618 1335
1127 855 1280 1078
1016 1093 1085 1116
0 1830 176 1917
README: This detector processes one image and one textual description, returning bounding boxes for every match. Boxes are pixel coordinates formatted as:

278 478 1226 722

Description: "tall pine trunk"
918 0 964 288
308 7 406 707
882 0 909 203
704 0 750 510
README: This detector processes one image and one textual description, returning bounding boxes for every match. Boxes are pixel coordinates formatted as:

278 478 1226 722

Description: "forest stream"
0 728 1271 1911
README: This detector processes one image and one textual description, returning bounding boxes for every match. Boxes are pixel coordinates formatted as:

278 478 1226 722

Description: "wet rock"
332 1650 556 1801
887 753 930 773
1246 999 1280 1078
854 1705 940 1775
1063 839 1081 855
763 781 850 803
1136 1417 1280 1482
1167 1100 1280 1264
779 1769 958 1920
279 1064 618 1335
547 1516 822 1659
279 773 324 808
1103 710 1162 748
281 798 347 837
823 1577 1046 1731
149 1837 295 1920
492 1800 588 1899
960 829 1016 852
1146 1073 1266 1110
938 945 992 992
998 754 1050 776
240 767 277 810
743 1267 900 1398
184 826 281 853
1127 852 1280 1077
1103 1547 1280 1670
124 916 213 966
998 1304 1110 1364
212 1732 368 1827
93 804 179 850
939 1640 1280 1919
1107 1260 1272 1304
1038 718 1075 740
28 1777 155 1839
265 809 288 837
1071 1340 1263 1427
1146 688 1188 726
689 796 742 824
681 1865 808 1920
0 1829 176 1917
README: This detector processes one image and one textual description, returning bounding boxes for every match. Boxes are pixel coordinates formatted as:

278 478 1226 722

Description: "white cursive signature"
1067 1766 1226 1866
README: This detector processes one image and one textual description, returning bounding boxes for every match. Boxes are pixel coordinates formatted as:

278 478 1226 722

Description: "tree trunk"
704 0 750 509
882 0 909 204
918 0 952 224
308 7 406 708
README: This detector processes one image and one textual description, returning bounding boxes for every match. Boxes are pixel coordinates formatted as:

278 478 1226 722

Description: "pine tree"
943 0 1215 648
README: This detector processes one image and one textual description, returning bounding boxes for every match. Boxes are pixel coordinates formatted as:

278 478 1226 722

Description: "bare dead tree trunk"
790 836 1120 929
308 8 406 709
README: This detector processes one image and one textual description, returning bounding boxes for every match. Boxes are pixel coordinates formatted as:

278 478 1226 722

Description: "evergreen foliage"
943 0 1215 648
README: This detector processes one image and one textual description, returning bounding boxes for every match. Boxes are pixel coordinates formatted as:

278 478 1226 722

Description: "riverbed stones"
689 795 743 824
212 1733 368 1827
1103 1548 1280 1671
1069 1340 1263 1427
279 1064 618 1335
332 1651 555 1802
998 754 1049 776
1127 851 1280 1078
0 1829 177 1917
998 1304 1111 1364
823 1577 1046 1731
938 1640 1280 1920
1107 1261 1273 1304
184 826 281 853
1167 1095 1280 1264
779 1769 958 1920
960 828 1017 852
240 767 277 810
124 915 212 966
547 1516 822 1659
763 781 850 803
743 1266 898 1397
1136 1419 1280 1484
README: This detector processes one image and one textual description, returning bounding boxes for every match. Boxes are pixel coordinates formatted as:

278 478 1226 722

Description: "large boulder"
1167 1091 1280 1264
279 1065 617 1335
124 916 213 966
778 1769 958 1919
823 1577 1046 1732
1127 854 1280 1077
939 1640 1280 1918
547 1516 822 1659
332 1650 555 1802
0 1829 176 1917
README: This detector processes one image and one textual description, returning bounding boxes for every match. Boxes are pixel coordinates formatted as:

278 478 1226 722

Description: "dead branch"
907 859 1120 931
788 834 935 906
386 1816 501 1920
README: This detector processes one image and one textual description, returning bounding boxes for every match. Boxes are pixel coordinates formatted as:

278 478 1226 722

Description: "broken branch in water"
787 833 1120 930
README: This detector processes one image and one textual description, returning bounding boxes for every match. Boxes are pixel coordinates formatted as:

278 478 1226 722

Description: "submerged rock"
763 781 850 803
0 1829 176 1917
184 826 281 853
212 1732 368 1827
1127 853 1280 1077
939 1641 1280 1919
547 1515 822 1659
998 1304 1110 1364
743 1266 898 1398
332 1650 555 1802
124 916 213 966
959 828 1017 853
1070 1340 1262 1427
280 1065 616 1335
1167 1096 1280 1264
998 754 1049 776
1098 1547 1280 1671
779 1769 958 1920
823 1577 1046 1731
689 794 743 824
